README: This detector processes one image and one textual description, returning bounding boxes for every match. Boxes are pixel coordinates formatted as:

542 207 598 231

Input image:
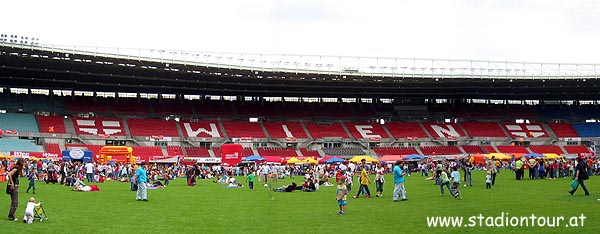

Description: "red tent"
262 156 285 164
378 155 404 162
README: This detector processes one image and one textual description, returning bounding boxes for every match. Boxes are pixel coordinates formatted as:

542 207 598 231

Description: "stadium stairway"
121 117 132 137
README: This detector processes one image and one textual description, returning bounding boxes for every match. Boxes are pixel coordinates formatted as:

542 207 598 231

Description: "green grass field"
2 170 599 234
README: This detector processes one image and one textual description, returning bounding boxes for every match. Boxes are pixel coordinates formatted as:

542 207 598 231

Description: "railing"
2 41 600 80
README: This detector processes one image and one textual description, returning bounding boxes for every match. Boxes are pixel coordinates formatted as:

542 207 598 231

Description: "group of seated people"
273 177 317 192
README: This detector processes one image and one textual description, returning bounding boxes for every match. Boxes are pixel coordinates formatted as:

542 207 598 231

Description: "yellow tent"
348 155 379 163
486 153 511 160
543 153 563 159
301 157 318 164
286 157 302 164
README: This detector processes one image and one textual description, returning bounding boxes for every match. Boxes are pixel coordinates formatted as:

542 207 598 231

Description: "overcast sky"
2 0 600 63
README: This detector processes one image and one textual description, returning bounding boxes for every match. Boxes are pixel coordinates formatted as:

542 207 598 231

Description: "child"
163 170 170 187
450 167 462 199
485 171 492 189
246 171 255 190
27 171 37 194
23 197 41 224
336 177 348 215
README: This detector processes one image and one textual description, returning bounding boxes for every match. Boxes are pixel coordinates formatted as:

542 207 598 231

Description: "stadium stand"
73 117 127 136
180 120 223 138
66 97 106 114
461 145 487 154
373 147 419 156
45 143 62 156
303 122 350 139
322 147 365 156
212 147 254 157
0 113 39 133
65 144 104 157
383 122 429 139
299 148 320 157
572 123 600 137
257 147 298 157
460 122 506 138
496 145 529 154
0 139 40 153
166 146 184 156
193 100 234 118
547 123 579 137
37 115 67 134
422 122 465 139
528 145 564 155
419 146 462 156
107 98 151 115
221 121 266 138
502 123 549 138
127 118 180 137
484 145 498 153
345 122 390 139
563 145 592 155
262 122 309 139
151 99 194 115
184 147 211 157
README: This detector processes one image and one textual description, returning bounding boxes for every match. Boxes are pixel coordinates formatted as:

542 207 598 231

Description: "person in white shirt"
22 197 41 224
85 162 95 183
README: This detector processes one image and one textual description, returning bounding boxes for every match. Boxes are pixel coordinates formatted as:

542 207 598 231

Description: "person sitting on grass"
273 182 297 192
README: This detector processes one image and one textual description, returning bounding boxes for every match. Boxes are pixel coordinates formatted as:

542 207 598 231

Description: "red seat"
37 115 67 134
461 122 506 138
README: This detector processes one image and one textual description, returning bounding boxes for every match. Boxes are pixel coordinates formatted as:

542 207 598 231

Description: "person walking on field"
353 163 371 198
7 158 26 221
569 157 590 196
392 161 407 202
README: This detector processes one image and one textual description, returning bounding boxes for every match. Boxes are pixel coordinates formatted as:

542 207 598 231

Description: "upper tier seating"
67 97 106 114
221 121 266 138
345 122 390 139
275 102 316 119
461 145 487 154
257 147 298 157
107 98 150 115
384 122 429 139
180 120 223 138
0 113 39 133
548 123 579 137
313 103 355 119
194 100 234 117
151 99 193 115
263 122 309 139
572 123 600 137
127 118 179 137
73 117 126 136
304 122 349 139
501 123 549 138
422 122 465 139
538 105 574 121
419 146 462 156
373 147 419 156
460 122 506 137
37 115 67 134
233 101 279 118
496 145 529 154
528 145 564 155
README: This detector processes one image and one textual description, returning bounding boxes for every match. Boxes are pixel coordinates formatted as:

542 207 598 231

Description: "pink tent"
378 155 404 162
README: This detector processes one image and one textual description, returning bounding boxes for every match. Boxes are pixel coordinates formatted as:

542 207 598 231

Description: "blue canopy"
243 155 266 161
404 154 427 160
523 153 543 159
324 157 347 164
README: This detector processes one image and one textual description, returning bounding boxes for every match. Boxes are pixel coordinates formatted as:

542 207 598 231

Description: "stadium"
1 37 599 234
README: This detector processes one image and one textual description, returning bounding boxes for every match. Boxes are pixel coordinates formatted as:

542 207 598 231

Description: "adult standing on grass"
134 162 149 202
568 157 590 196
85 161 95 183
486 156 497 186
392 161 406 202
353 163 371 198
7 158 25 221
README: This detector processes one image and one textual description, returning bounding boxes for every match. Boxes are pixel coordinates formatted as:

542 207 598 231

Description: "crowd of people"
2 155 599 219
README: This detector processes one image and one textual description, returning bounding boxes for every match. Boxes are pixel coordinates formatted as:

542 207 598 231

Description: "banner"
62 150 93 162
11 151 61 160
221 144 242 165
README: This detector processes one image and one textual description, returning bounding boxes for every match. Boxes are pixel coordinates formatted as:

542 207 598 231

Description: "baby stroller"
34 203 49 222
